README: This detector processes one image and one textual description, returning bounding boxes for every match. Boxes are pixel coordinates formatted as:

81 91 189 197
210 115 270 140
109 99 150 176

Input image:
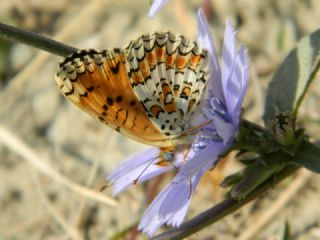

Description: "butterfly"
55 32 209 162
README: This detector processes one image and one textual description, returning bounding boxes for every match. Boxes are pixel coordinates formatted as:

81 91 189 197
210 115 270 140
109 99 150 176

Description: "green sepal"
220 170 245 188
289 141 320 173
229 154 287 200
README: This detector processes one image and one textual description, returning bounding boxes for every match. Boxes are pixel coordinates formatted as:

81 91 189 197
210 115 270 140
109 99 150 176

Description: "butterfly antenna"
132 156 160 185
181 119 212 136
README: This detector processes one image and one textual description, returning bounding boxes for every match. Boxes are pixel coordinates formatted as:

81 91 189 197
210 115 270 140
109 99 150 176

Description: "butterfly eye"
161 151 175 162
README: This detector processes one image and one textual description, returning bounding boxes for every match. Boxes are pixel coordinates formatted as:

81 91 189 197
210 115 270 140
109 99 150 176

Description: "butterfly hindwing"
126 32 208 137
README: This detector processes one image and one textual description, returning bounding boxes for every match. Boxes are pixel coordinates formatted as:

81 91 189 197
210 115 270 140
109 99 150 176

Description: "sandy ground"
0 0 320 239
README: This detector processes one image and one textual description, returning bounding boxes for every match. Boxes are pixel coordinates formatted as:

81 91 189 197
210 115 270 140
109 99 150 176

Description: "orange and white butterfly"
55 32 209 162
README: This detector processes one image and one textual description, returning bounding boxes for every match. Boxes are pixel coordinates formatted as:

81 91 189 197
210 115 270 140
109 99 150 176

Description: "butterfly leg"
181 119 212 136
182 145 191 164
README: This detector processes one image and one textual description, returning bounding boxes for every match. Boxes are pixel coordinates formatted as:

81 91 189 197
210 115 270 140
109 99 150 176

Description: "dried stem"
0 0 105 118
32 170 83 240
0 124 117 206
0 22 77 57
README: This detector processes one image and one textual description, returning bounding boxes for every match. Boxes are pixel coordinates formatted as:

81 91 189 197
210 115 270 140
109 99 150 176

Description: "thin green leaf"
264 28 320 122
282 221 291 240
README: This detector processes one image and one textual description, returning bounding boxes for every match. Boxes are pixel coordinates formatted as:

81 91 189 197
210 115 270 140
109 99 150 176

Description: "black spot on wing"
116 96 123 103
107 97 113 106
110 61 120 74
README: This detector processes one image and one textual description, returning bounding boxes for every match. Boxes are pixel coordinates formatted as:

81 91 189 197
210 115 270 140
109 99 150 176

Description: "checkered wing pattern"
55 32 208 148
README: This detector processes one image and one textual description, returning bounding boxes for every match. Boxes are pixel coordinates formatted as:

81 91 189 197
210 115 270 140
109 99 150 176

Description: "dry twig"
32 169 84 240
0 0 106 116
0 124 117 206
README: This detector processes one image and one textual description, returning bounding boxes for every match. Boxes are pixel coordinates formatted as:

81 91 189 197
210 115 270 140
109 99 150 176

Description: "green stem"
293 54 320 118
0 22 78 57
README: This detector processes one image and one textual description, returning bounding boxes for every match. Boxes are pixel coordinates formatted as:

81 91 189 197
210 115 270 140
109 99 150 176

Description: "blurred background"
0 0 320 239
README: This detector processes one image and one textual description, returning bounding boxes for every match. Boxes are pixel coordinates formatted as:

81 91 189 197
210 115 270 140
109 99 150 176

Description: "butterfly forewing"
56 49 167 145
55 32 209 148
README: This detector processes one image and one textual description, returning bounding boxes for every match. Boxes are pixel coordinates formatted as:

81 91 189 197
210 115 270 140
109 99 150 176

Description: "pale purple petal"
232 46 249 122
176 141 225 182
148 0 169 18
138 170 203 236
138 184 185 235
108 148 159 182
221 20 237 111
212 115 237 145
203 97 235 145
222 47 248 128
108 148 184 195
197 8 223 100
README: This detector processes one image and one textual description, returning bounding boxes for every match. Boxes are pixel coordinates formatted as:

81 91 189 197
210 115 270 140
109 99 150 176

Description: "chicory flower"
137 9 249 235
